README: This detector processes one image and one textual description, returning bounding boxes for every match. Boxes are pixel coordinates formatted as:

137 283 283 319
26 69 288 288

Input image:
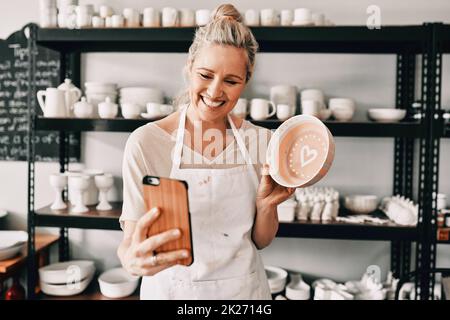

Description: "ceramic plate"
267 115 335 188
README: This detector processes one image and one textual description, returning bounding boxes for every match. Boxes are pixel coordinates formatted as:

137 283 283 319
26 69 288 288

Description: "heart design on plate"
300 145 318 168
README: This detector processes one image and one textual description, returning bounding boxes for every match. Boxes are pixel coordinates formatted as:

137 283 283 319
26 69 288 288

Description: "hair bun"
211 4 243 23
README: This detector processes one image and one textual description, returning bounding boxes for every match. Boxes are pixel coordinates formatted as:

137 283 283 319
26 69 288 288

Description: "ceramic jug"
57 78 82 116
37 88 67 117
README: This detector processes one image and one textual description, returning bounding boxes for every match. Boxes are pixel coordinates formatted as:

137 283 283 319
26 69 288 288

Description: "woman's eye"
226 80 237 85
199 73 211 79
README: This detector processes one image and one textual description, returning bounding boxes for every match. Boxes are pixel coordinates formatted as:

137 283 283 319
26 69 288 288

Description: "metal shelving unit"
26 23 439 299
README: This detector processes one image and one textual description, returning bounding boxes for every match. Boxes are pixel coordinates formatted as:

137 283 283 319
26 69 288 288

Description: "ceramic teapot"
37 88 67 118
57 78 82 116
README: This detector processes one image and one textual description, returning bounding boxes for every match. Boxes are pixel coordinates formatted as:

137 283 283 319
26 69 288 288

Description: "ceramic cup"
123 8 140 27
111 15 124 28
245 9 259 26
121 103 141 119
312 13 325 26
75 6 92 28
179 8 195 27
143 8 160 27
162 7 178 27
40 7 58 27
231 98 248 118
92 16 105 28
99 5 114 18
196 9 211 26
281 10 293 26
95 174 114 211
49 173 67 210
301 99 321 117
293 8 312 25
277 104 292 121
250 99 276 121
260 8 277 26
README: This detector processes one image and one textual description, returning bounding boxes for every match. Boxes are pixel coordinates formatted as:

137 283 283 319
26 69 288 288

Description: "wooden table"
0 233 59 298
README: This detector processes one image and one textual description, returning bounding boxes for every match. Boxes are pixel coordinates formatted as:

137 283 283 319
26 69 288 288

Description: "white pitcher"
57 78 82 116
37 88 67 118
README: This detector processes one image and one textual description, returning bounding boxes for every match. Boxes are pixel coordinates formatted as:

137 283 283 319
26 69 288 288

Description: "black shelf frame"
35 116 424 137
26 23 441 300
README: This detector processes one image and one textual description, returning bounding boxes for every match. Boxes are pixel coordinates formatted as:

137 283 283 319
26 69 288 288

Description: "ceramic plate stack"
265 265 288 294
0 231 28 261
119 87 164 112
85 82 118 111
38 260 95 296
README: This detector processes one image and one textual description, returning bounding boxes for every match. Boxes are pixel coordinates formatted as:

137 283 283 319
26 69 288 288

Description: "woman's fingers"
136 228 182 256
138 262 178 276
132 207 160 245
141 249 190 268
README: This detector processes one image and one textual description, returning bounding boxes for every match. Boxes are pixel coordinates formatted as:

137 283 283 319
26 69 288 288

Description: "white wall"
1 0 450 282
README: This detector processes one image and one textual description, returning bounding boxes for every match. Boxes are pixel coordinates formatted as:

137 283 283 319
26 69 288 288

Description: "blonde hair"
173 4 259 107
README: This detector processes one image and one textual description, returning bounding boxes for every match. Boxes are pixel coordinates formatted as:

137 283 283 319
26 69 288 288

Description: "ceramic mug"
143 8 160 27
244 9 259 26
277 104 292 121
231 98 248 118
301 99 321 117
260 8 277 26
123 8 140 27
280 10 293 26
179 8 195 26
250 99 276 121
162 7 178 27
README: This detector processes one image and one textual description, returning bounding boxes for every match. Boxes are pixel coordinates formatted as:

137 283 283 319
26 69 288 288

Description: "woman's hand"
118 207 190 277
256 164 296 210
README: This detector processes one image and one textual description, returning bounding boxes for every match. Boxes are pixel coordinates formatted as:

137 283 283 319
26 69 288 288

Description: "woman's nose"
206 79 223 99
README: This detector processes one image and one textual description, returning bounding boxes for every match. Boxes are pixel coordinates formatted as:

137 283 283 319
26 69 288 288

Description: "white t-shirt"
120 120 273 226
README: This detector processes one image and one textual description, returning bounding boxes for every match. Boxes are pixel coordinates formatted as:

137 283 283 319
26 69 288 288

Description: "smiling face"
187 43 248 123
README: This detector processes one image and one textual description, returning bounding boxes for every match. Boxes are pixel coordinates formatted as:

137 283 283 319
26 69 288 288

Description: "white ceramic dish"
267 115 335 188
0 242 25 261
344 195 378 214
98 267 140 298
0 231 28 250
285 280 311 300
265 265 288 294
40 272 94 296
140 112 164 120
39 260 95 285
367 108 406 122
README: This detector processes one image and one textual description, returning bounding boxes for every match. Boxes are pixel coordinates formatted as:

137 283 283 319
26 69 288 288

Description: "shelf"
277 219 417 241
443 123 450 138
35 202 417 240
0 233 59 279
38 276 139 300
36 116 423 137
436 24 450 53
35 202 122 231
36 26 426 53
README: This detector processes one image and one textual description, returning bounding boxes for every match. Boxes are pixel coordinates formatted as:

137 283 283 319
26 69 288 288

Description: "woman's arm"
252 165 295 249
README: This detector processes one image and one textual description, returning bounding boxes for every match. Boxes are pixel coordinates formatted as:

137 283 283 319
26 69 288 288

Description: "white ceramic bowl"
0 231 28 250
332 108 354 121
0 243 25 261
285 280 311 300
328 98 356 111
40 272 94 296
98 267 140 298
344 195 378 214
39 260 95 285
265 265 288 294
367 108 406 122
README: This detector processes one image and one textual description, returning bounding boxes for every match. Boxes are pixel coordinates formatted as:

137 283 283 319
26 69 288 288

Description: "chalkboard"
0 27 80 161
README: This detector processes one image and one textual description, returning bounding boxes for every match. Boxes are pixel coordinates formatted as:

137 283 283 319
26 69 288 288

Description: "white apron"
140 105 271 300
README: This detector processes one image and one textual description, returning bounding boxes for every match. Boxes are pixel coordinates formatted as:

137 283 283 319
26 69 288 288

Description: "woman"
118 4 295 300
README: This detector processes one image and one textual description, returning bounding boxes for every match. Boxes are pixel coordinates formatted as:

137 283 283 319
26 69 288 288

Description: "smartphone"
142 175 193 266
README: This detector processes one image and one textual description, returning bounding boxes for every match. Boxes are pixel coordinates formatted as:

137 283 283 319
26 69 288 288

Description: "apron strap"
227 115 260 190
171 105 188 170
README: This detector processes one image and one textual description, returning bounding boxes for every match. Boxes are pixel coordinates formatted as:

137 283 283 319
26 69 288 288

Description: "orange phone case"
142 175 193 266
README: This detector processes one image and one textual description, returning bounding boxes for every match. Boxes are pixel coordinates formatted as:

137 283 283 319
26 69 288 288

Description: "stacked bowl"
329 98 355 121
265 265 288 295
85 82 118 116
38 260 95 296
